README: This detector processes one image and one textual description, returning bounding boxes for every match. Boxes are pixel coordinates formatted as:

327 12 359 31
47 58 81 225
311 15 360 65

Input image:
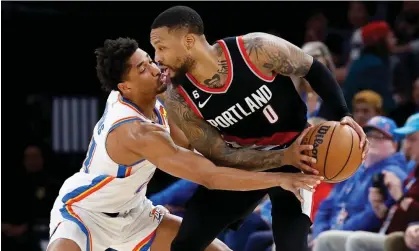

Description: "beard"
169 56 195 87
156 82 168 94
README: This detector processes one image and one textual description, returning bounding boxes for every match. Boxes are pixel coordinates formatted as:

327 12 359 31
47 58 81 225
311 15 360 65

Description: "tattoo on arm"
242 33 313 77
164 86 286 171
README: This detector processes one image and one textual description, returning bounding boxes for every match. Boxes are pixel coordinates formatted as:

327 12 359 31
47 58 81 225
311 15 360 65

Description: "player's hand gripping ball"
302 121 363 183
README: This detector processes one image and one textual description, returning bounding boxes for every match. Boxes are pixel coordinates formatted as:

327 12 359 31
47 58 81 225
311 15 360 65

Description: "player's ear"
117 82 129 94
184 34 195 50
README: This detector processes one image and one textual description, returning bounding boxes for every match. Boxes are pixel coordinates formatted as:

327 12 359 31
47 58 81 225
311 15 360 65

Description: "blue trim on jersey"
122 96 163 125
129 158 146 166
83 138 97 173
121 96 143 114
59 175 110 251
109 118 144 133
116 159 146 178
117 165 128 178
140 233 156 251
155 109 163 125
59 209 91 251
156 97 165 107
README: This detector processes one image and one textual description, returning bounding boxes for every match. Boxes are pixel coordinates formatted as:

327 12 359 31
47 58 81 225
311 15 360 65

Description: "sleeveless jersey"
176 36 307 149
56 91 169 213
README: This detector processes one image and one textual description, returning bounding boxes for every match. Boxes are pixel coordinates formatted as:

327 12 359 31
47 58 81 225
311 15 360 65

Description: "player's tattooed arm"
242 32 313 77
164 86 288 171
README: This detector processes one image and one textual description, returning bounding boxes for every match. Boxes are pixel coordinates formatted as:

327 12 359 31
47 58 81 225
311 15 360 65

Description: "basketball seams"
329 126 355 182
333 127 360 182
305 121 362 183
306 122 326 170
323 123 337 181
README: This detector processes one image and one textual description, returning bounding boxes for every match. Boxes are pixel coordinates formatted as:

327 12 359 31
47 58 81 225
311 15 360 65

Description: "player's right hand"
275 172 323 203
285 126 318 174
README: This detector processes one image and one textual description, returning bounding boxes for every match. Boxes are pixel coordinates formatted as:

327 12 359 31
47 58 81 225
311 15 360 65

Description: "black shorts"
171 165 313 251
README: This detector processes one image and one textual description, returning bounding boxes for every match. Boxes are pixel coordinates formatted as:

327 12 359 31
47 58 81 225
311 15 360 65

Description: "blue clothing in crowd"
343 54 396 113
312 152 408 238
149 179 198 208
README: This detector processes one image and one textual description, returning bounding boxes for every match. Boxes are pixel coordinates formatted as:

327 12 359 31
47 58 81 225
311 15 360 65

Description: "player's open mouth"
159 70 168 86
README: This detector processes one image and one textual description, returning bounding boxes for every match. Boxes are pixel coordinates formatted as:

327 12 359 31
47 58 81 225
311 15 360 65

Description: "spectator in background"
297 41 339 121
149 179 198 217
306 117 335 222
224 197 273 251
373 113 419 251
304 12 328 43
22 144 60 225
334 1 374 83
343 21 411 113
394 1 419 45
1 143 57 251
400 223 419 251
385 222 419 251
390 78 419 127
352 90 383 127
312 116 408 251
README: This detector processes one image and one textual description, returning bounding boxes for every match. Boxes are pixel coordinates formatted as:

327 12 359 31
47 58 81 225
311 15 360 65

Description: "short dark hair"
95 37 138 92
151 6 204 35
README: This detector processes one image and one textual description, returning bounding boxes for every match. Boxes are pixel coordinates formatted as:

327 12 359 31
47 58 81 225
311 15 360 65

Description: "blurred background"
2 1 419 251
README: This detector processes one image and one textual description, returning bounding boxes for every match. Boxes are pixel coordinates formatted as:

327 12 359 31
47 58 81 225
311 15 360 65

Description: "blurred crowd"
2 1 419 251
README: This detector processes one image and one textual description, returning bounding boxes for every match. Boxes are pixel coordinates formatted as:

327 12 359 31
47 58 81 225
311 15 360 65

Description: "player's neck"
189 40 221 84
130 95 157 119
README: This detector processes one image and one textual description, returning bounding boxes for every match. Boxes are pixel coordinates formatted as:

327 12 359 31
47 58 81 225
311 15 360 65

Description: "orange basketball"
302 121 363 183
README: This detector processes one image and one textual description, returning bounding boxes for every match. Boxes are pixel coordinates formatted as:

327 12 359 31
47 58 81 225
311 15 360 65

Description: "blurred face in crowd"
298 55 330 95
365 129 397 163
150 27 195 79
353 102 379 127
118 49 167 97
403 131 419 161
413 78 419 105
385 31 397 52
348 2 369 28
24 145 44 173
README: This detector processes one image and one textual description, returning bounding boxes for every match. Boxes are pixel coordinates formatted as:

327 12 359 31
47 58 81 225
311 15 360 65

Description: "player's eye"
139 67 146 73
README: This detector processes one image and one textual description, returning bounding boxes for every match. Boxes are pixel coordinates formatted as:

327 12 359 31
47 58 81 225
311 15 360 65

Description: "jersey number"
83 138 97 173
97 103 109 135
263 105 279 124
192 90 200 99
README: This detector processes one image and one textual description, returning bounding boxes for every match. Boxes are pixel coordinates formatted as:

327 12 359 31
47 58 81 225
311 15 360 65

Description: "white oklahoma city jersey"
56 90 170 214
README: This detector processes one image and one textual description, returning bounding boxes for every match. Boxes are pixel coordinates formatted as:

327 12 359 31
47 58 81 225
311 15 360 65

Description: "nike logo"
198 95 213 108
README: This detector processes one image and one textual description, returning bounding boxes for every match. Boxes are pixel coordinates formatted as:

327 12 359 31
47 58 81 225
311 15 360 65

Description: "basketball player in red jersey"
150 6 369 251
47 37 322 251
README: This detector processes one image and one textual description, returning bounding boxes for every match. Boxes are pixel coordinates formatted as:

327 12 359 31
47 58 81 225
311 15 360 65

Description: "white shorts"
48 198 165 251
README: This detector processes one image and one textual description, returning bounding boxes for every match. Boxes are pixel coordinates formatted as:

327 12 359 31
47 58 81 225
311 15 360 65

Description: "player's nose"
154 54 162 65
150 63 161 77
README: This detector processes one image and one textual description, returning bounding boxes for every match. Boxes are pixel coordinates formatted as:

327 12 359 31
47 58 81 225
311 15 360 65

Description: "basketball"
302 121 363 183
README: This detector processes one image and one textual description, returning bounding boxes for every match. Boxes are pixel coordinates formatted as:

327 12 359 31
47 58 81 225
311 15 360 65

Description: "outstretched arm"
108 120 321 193
164 86 316 172
241 32 350 119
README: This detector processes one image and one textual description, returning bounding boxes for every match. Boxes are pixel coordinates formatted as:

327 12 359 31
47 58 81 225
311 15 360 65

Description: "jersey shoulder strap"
221 36 276 83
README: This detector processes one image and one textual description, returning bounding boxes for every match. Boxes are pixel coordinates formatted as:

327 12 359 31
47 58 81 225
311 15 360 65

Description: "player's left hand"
340 116 369 160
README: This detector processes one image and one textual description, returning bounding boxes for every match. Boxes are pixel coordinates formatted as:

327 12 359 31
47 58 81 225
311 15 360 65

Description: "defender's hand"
285 127 318 174
274 172 323 203
340 116 369 159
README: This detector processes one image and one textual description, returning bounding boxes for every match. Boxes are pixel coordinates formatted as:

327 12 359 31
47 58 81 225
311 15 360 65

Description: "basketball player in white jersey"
47 38 322 251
